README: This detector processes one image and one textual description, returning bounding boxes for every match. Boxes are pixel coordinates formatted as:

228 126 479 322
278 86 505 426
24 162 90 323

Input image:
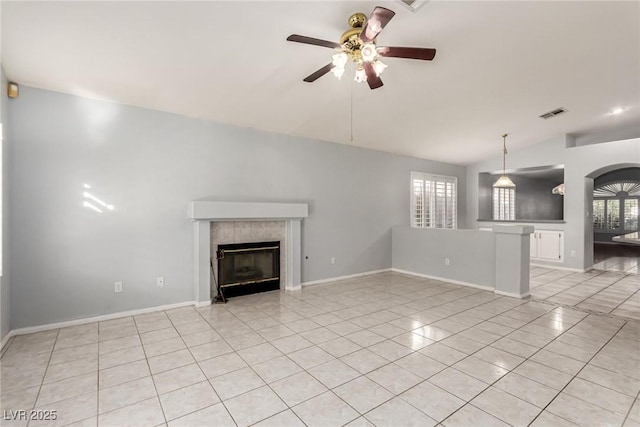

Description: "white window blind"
493 187 515 220
411 172 457 229
593 181 640 232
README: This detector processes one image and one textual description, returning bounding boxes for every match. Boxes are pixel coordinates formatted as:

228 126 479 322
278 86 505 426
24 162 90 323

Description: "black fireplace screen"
217 241 280 297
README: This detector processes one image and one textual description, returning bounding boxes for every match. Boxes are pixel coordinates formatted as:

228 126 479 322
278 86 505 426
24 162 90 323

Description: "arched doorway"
586 164 640 273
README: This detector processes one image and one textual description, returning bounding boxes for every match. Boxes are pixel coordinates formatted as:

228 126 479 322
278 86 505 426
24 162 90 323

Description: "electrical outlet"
445 258 450 266
330 257 336 265
571 250 577 257
157 276 165 287
114 281 123 293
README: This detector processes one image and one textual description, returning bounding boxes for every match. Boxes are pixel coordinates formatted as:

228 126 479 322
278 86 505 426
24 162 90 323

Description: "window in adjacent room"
493 187 515 221
593 182 640 231
624 199 639 230
411 172 457 229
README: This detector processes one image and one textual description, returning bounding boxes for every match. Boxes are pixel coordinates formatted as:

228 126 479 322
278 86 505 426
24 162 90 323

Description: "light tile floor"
2 272 639 427
592 256 639 275
530 267 640 320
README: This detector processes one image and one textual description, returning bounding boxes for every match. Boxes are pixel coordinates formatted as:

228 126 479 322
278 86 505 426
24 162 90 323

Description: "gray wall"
513 176 563 221
478 174 563 221
1 67 10 342
573 122 640 147
466 136 640 270
594 167 640 187
392 226 495 288
8 87 467 329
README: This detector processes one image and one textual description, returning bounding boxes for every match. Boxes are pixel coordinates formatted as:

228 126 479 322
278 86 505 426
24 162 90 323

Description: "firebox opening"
216 241 281 299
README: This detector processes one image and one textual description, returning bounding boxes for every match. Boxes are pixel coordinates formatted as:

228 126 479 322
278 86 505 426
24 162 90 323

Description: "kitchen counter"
477 219 565 224
613 232 640 245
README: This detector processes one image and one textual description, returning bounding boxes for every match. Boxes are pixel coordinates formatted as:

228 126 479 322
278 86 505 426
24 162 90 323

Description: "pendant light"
493 133 516 188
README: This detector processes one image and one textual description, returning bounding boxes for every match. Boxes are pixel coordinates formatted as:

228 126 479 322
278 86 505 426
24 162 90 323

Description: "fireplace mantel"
188 201 309 304
188 201 308 221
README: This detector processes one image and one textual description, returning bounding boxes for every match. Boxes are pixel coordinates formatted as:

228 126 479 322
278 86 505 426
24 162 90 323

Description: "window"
593 181 640 232
411 172 457 229
624 199 638 230
493 187 515 220
593 199 605 229
606 199 620 229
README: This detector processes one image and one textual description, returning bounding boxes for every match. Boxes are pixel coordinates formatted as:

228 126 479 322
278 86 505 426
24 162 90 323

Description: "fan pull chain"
350 79 354 143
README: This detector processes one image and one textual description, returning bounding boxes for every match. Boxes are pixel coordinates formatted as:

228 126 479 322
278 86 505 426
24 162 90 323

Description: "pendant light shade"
493 133 516 188
493 175 516 188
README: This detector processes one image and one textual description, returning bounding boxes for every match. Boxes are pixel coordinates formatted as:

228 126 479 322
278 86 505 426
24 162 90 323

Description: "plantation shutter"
411 172 457 229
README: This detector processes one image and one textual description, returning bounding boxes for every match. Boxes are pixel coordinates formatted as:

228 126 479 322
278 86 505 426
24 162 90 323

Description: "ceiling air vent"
539 108 567 119
398 0 429 12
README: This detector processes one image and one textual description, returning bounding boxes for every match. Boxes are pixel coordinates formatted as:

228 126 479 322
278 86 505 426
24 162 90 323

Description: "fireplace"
188 201 308 304
217 241 281 298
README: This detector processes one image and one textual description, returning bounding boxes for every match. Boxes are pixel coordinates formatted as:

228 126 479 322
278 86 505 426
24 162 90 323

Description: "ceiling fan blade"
303 63 335 82
363 62 383 90
287 34 341 49
360 7 396 43
378 46 437 61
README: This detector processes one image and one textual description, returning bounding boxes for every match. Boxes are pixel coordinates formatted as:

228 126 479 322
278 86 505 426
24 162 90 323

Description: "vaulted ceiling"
2 1 639 164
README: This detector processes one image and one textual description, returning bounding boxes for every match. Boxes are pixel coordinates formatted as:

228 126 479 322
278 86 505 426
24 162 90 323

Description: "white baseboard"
302 268 392 287
494 290 530 299
9 300 198 337
1 331 14 351
391 268 494 292
530 263 586 273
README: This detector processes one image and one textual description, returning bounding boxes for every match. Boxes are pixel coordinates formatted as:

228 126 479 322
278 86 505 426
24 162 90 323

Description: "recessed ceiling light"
611 107 625 115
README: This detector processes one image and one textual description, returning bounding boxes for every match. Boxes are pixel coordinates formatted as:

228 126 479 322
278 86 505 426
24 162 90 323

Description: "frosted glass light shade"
361 43 377 62
332 53 348 68
552 183 565 195
493 175 516 188
373 60 387 76
331 66 345 79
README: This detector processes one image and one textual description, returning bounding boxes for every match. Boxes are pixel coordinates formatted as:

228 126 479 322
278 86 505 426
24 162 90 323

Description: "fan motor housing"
341 13 369 60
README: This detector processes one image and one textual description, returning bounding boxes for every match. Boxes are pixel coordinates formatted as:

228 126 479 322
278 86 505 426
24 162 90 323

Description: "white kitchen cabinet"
530 230 564 261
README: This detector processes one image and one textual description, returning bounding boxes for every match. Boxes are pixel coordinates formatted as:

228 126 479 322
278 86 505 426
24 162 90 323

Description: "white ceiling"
2 1 639 165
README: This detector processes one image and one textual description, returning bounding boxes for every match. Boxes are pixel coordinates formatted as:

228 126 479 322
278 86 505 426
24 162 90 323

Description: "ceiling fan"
286 6 436 90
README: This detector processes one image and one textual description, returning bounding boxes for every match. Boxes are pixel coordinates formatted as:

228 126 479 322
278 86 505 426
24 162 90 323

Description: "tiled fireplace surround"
210 221 288 292
188 201 309 304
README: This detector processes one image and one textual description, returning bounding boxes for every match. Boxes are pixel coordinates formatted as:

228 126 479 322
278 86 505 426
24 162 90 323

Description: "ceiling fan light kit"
286 6 437 90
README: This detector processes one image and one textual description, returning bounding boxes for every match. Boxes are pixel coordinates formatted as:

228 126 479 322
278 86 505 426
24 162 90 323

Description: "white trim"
188 201 308 221
10 301 196 337
190 200 308 302
1 331 13 351
494 290 531 299
391 268 494 292
302 269 392 287
530 263 586 273
195 300 212 308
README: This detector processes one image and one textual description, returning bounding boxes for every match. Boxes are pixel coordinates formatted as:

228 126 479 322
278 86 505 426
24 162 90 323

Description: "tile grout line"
538 270 616 308
4 271 636 427
525 319 628 426
575 271 633 312
531 269 605 301
193 303 309 427
401 291 629 425
621 388 640 427
435 304 580 425
279 283 542 423
23 328 60 427
133 314 170 427
606 276 640 314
